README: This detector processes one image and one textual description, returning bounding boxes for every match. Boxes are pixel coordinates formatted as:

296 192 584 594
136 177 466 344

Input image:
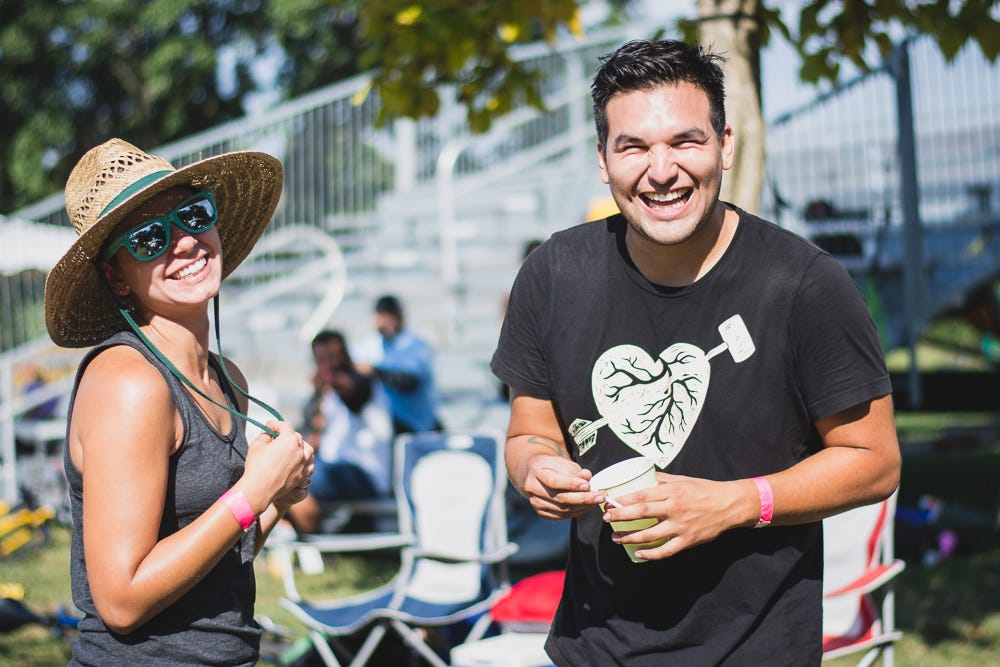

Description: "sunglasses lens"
175 196 216 231
129 221 168 259
106 192 217 261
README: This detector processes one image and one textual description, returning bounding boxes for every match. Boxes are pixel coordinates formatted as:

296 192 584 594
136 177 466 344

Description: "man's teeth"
174 258 206 279
645 189 689 204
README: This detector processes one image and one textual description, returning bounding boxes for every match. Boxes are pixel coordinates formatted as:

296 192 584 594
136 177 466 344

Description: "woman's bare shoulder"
70 344 180 465
77 344 173 412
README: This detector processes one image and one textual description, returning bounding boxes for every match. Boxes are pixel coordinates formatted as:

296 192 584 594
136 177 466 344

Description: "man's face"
597 82 734 247
375 311 401 340
313 338 346 383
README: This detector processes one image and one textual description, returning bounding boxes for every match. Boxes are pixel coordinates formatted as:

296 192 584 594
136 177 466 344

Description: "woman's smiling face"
103 186 224 318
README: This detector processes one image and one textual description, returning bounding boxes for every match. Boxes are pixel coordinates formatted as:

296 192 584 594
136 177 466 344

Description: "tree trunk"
696 0 764 214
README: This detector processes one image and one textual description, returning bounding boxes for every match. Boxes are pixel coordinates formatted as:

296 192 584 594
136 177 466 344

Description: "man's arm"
759 393 901 523
506 391 604 520
357 336 432 393
371 367 421 393
604 394 901 560
333 369 373 412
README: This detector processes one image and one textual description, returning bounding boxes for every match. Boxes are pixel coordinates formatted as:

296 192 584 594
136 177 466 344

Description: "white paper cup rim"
590 456 655 491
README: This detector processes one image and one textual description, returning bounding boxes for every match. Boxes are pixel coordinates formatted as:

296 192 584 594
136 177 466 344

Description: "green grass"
254 545 398 635
826 546 1000 667
10 527 1000 667
885 316 1000 373
0 525 74 666
895 412 1000 516
0 525 399 666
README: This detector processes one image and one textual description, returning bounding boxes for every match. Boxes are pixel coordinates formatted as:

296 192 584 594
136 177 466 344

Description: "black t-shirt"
491 208 891 666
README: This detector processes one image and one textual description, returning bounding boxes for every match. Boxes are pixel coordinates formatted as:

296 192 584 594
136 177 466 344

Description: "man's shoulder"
393 329 434 356
732 205 827 261
550 214 621 245
525 216 620 275
398 328 429 345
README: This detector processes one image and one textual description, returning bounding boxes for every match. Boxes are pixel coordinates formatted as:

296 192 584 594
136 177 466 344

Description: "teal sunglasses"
101 191 218 261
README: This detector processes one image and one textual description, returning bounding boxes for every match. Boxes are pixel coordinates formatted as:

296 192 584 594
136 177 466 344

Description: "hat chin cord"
98 271 282 438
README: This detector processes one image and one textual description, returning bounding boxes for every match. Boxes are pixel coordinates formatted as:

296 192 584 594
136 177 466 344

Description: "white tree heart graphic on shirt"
569 314 755 468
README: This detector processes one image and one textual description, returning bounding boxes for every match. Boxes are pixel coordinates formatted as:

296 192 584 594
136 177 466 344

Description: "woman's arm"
73 347 311 634
221 355 313 552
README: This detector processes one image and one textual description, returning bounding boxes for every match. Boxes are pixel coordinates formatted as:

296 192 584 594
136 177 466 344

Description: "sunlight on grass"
885 317 997 373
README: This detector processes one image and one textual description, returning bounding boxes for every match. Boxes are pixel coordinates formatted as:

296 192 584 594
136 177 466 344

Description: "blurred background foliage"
1 0 998 214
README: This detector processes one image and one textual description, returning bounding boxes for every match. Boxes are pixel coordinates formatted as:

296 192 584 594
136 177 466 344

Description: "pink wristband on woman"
750 476 774 528
221 489 256 533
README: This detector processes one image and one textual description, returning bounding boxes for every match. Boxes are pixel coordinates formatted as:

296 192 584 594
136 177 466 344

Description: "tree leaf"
394 5 423 26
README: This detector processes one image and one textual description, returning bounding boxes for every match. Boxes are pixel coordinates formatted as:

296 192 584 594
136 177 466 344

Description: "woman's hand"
240 420 314 514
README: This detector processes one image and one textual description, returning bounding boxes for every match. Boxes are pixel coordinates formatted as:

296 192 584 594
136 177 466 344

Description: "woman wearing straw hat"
45 138 315 666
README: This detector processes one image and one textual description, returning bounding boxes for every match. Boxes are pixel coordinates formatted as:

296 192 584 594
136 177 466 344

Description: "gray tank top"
64 330 261 666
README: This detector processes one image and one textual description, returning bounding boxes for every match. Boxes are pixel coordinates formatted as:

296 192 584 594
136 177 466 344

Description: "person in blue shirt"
353 295 442 434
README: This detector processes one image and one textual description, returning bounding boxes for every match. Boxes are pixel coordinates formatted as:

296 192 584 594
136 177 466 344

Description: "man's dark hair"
311 329 346 348
591 39 727 151
374 294 403 317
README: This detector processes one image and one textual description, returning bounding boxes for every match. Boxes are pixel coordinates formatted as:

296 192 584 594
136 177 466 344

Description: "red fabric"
490 571 565 624
823 562 898 598
822 595 876 653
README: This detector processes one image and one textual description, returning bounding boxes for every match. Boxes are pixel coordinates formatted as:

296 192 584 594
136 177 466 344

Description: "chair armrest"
267 532 414 603
824 559 905 598
297 531 414 553
482 542 520 563
409 542 519 563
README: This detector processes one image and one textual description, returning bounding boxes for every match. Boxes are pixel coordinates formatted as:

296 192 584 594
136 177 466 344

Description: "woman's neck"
139 313 213 380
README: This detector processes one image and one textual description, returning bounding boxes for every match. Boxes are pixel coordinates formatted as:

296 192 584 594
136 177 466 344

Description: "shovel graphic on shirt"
568 314 755 468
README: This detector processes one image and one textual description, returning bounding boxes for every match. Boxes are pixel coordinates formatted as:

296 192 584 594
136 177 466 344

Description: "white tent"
0 217 76 276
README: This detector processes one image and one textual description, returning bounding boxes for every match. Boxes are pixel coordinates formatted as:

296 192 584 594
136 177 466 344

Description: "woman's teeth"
173 257 207 279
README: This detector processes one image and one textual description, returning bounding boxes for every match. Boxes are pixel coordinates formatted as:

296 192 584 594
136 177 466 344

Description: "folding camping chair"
280 430 518 667
822 491 906 666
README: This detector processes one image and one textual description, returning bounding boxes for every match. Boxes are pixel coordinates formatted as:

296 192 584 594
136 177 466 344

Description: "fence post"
0 354 17 504
889 40 925 409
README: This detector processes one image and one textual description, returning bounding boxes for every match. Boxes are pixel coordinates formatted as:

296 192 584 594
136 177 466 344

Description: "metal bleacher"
765 37 1000 354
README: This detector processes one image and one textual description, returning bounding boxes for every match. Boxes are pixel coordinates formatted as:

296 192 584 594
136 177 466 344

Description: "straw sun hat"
44 138 283 348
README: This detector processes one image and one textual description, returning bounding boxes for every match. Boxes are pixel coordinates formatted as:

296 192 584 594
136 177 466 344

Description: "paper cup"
589 457 667 563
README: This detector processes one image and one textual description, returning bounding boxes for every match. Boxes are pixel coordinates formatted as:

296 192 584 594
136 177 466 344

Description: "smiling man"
491 40 901 666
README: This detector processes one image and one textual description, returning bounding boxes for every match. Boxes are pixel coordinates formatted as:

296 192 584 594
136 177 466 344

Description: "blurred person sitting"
353 295 442 435
286 330 393 534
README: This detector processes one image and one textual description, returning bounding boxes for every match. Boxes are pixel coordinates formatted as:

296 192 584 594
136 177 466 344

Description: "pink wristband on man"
750 476 773 528
221 489 256 533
